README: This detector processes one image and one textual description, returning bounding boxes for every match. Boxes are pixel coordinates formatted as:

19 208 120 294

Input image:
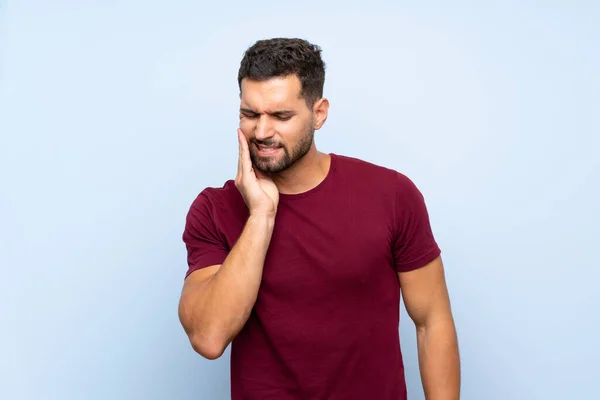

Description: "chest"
257 199 396 303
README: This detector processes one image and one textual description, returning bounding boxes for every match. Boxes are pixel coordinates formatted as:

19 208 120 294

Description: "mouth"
254 143 283 156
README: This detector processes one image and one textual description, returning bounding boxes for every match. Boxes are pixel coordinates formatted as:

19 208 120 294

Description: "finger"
237 130 244 178
238 128 254 176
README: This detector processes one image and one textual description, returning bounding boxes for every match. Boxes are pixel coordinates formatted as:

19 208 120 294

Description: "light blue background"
1 1 598 399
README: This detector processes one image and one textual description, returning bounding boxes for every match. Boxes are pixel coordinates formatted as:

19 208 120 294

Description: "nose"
254 115 275 141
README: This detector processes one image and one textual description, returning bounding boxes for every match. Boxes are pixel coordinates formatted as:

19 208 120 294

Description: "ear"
312 98 330 130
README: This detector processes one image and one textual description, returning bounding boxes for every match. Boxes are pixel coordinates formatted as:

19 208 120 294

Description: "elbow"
189 333 228 360
415 314 456 337
179 301 228 360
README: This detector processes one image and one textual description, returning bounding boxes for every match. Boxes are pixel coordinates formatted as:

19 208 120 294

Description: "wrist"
248 212 277 223
246 213 276 236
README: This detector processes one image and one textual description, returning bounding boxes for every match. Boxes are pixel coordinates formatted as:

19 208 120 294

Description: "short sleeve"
182 192 229 279
393 173 441 273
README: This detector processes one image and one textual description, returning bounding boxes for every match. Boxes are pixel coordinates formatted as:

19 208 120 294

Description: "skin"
400 256 461 399
178 74 460 398
238 75 331 195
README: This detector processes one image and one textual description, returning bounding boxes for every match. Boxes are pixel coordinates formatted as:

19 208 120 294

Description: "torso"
201 154 417 399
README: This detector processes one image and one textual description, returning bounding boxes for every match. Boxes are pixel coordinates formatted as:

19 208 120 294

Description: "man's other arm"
398 256 460 399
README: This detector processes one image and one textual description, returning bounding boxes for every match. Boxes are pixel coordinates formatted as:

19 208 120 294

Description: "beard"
249 123 315 174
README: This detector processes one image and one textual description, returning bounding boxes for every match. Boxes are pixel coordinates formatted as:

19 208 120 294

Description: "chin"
258 163 286 174
258 160 291 174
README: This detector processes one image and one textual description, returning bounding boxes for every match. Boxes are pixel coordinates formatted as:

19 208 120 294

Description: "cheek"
278 119 306 138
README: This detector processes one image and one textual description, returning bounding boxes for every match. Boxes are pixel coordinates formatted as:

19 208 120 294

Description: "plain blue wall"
1 1 598 399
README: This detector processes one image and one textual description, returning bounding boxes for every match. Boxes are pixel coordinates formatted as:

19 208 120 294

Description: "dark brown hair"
238 38 326 107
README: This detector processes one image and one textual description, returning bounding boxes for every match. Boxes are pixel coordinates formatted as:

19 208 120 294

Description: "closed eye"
239 108 295 121
241 112 259 119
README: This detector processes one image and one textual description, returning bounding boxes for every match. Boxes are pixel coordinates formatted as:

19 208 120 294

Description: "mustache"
251 139 284 147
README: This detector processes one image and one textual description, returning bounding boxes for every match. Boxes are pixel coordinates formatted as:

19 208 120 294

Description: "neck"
270 146 331 195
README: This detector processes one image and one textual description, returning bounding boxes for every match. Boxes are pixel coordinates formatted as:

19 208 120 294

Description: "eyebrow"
240 108 295 116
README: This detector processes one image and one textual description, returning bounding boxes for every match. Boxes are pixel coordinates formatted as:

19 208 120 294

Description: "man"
178 38 460 399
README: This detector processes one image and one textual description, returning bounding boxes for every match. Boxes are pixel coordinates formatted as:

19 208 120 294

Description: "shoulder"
332 153 418 191
183 180 247 242
187 180 245 216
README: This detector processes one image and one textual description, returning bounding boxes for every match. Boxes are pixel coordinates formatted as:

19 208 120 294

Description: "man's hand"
178 129 279 359
236 128 279 217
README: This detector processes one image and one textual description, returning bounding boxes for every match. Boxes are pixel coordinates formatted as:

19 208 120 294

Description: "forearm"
186 214 275 357
416 318 461 399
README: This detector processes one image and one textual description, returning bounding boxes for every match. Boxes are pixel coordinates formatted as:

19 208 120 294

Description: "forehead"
240 75 305 110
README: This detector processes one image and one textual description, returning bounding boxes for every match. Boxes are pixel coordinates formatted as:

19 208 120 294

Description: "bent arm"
398 256 460 399
178 214 275 359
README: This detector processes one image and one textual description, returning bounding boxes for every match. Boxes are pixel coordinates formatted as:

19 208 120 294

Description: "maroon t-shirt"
182 153 441 400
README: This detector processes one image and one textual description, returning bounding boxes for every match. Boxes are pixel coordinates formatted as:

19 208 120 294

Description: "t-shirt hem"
185 255 227 279
396 246 441 273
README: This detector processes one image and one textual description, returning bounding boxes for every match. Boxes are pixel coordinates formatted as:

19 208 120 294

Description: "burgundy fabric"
182 153 441 400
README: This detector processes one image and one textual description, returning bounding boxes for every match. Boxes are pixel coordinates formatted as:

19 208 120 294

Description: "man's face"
239 75 315 174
